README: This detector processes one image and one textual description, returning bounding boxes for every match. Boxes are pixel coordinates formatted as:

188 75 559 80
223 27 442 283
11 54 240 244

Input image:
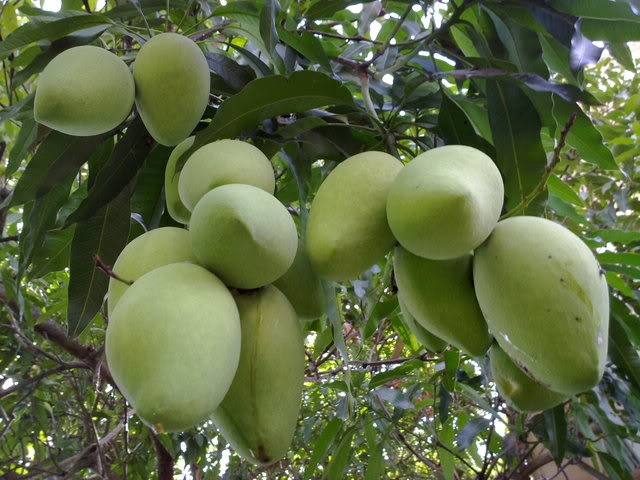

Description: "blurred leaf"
588 230 640 244
29 226 74 279
609 309 640 393
457 417 491 451
438 93 493 155
606 42 636 71
67 184 131 336
539 33 578 84
0 14 113 59
10 132 104 207
306 0 375 20
375 388 414 410
581 19 640 42
547 174 584 205
544 404 568 464
259 0 284 72
278 28 333 73
487 79 547 212
325 427 355 480
549 0 639 20
129 144 172 229
570 27 604 73
306 418 342 478
6 117 37 177
369 360 423 389
598 252 640 267
204 52 255 92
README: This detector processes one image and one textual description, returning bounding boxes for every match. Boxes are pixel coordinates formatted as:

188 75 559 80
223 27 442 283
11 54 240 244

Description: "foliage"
0 0 639 478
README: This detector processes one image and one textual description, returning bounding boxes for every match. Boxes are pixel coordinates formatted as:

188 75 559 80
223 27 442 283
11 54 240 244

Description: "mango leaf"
179 71 353 170
0 14 114 59
457 417 491 451
369 359 423 390
487 79 547 212
549 0 639 20
305 418 342 478
63 117 152 227
539 33 579 84
204 52 255 93
277 27 333 73
324 427 355 480
438 92 494 155
544 404 568 464
606 42 636 71
597 252 640 267
546 174 584 205
552 95 617 170
259 0 284 73
305 0 375 20
10 132 105 207
588 230 640 244
6 116 37 178
67 185 131 336
29 226 75 279
570 26 604 73
609 314 640 403
129 144 172 229
580 19 640 42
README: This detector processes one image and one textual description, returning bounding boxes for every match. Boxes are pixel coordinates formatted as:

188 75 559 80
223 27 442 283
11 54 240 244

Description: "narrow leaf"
29 226 75 279
6 116 37 178
544 404 568 464
597 252 640 267
457 417 491 451
306 418 342 477
369 360 424 390
324 428 355 480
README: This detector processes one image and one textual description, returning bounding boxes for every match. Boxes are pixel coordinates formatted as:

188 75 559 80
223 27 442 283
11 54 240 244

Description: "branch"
151 433 175 480
501 111 578 219
0 363 88 399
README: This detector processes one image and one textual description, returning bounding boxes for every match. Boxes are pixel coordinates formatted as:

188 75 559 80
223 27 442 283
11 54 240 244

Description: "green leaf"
277 28 333 73
29 226 75 279
369 360 424 390
487 79 547 212
306 0 375 20
181 71 353 169
0 14 113 59
544 404 568 464
259 0 284 73
306 418 342 478
10 132 105 207
546 174 584 205
606 42 636 71
438 418 456 480
6 116 37 178
324 427 355 480
539 33 578 84
549 0 640 20
438 92 494 155
552 95 618 170
457 417 491 451
581 19 640 42
588 230 640 244
129 144 172 229
204 52 255 93
67 185 131 336
597 252 640 267
609 315 640 401
64 117 152 227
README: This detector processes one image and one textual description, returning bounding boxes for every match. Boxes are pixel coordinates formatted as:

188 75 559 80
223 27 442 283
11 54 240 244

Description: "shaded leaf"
581 19 640 42
598 252 640 267
588 230 640 244
547 174 584 205
324 427 355 480
29 226 75 279
306 418 342 478
570 25 604 72
204 52 255 92
278 27 333 73
369 360 423 390
457 417 491 451
438 92 494 155
6 116 37 177
544 404 568 464
306 0 375 20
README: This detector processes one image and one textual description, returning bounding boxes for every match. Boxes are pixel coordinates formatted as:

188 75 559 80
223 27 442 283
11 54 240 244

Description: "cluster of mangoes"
305 145 609 412
34 32 210 146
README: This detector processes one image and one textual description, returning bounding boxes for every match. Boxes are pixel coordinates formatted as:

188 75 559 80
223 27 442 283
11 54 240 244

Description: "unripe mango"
212 286 305 465
394 246 492 356
273 236 325 320
164 136 195 224
106 263 241 433
306 151 403 280
189 184 297 289
387 145 504 260
107 227 195 317
397 292 448 353
490 344 568 412
178 139 275 211
133 33 210 146
473 216 609 395
34 46 134 136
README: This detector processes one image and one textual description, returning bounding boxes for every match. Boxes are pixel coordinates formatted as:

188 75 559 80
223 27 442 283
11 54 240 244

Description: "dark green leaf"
324 427 355 480
64 117 152 227
547 174 584 205
6 117 37 178
597 252 640 267
278 27 333 73
204 52 255 92
129 144 172 228
259 0 282 71
539 33 578 84
29 226 74 279
457 417 491 451
369 360 423 390
0 14 114 59
11 132 104 207
224 42 273 77
588 230 640 244
581 19 640 42
67 185 131 336
487 79 547 212
438 92 494 155
606 42 636 71
610 306 640 393
375 387 414 410
549 0 639 21
305 0 375 20
543 404 568 464
438 383 452 423
306 418 342 478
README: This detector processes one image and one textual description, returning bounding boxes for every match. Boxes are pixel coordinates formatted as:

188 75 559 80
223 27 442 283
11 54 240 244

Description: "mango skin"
178 139 275 211
273 236 325 320
394 246 492 356
490 345 568 412
34 46 134 136
386 145 504 260
106 263 241 433
133 33 210 146
473 216 609 395
189 184 297 289
107 227 195 318
164 136 195 224
397 292 448 353
306 151 403 281
212 286 305 466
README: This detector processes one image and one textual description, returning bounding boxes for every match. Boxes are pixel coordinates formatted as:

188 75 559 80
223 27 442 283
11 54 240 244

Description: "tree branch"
151 433 175 480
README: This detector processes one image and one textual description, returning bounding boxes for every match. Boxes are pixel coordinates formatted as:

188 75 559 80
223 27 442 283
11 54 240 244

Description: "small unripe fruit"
178 139 275 211
189 184 297 289
106 263 241 433
34 46 134 136
387 145 504 260
133 33 210 146
306 151 403 280
474 216 609 395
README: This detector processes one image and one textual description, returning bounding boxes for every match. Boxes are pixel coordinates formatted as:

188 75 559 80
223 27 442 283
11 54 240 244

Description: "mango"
473 216 609 395
212 286 305 465
397 292 448 353
489 344 568 412
34 46 134 136
164 136 195 224
105 263 241 433
306 151 403 280
189 184 297 289
178 139 275 211
133 33 210 146
107 227 195 317
273 236 325 320
387 145 504 260
394 246 492 356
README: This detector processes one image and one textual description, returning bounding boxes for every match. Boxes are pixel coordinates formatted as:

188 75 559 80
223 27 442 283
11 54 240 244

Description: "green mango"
133 33 210 146
164 136 195 224
178 139 275 211
490 344 568 412
189 184 297 289
106 263 241 433
107 227 195 318
212 285 305 465
306 151 403 280
387 145 504 260
34 46 134 136
273 236 325 320
394 246 492 356
473 216 609 395
397 292 448 353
